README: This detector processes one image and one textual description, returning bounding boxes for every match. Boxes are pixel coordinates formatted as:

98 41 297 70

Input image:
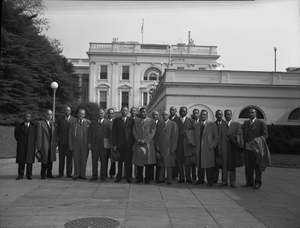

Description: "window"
239 107 264 119
143 92 148 106
122 66 130 80
143 67 161 81
177 67 184 70
288 108 300 122
121 91 129 108
100 65 107 80
99 91 107 109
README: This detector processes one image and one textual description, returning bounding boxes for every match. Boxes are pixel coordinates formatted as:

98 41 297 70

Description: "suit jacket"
57 115 77 144
36 120 57 164
14 121 36 164
132 117 156 166
243 118 268 147
112 116 134 149
174 116 194 160
88 119 110 151
194 121 219 169
69 118 91 150
155 120 178 167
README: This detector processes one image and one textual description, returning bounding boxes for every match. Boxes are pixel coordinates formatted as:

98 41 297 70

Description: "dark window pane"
121 92 129 108
122 66 130 80
100 65 107 79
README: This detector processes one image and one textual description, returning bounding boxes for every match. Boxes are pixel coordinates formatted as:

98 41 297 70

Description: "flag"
141 18 144 34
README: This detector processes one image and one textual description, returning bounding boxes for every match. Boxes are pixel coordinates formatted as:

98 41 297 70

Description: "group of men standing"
14 105 269 189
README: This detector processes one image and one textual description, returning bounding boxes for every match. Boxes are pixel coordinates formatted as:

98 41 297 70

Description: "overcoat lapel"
41 121 49 136
20 123 27 134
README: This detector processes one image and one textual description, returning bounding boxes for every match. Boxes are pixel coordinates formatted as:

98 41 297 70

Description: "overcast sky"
42 0 300 72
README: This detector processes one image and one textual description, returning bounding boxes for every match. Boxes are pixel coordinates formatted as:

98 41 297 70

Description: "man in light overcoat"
194 110 219 186
132 107 156 184
155 111 178 185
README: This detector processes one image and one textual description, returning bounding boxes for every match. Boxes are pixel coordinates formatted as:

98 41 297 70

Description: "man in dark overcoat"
213 110 226 184
14 113 36 180
242 108 268 189
112 106 135 183
155 111 178 185
56 106 77 178
36 109 57 179
219 110 243 188
88 109 110 181
174 106 194 183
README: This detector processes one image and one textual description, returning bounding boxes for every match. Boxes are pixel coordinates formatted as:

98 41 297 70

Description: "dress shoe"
101 178 106 181
186 180 193 184
241 183 253 187
135 180 142 184
72 177 78 180
167 182 172 185
253 184 261 189
41 176 46 179
67 175 73 178
145 180 150 184
16 175 23 180
231 185 237 188
89 178 97 181
81 177 87 180
194 180 205 185
47 175 55 178
115 179 121 183
127 179 132 184
27 176 32 180
207 183 213 187
219 183 228 187
214 181 218 184
156 180 164 184
56 175 63 178
177 179 184 183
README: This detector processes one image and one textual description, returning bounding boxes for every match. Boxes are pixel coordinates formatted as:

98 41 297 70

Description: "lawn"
1 125 299 168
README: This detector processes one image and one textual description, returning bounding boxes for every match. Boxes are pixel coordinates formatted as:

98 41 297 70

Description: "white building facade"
69 39 220 111
68 40 300 125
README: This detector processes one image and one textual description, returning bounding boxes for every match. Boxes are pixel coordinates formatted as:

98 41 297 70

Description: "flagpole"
141 18 144 44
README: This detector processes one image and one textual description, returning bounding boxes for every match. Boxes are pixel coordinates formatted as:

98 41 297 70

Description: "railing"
89 42 218 56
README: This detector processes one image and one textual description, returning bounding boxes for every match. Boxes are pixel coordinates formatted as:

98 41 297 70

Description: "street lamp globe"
51 81 59 90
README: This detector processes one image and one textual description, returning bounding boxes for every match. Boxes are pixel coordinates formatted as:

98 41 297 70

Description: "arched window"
239 107 265 119
143 67 161 81
288 108 300 122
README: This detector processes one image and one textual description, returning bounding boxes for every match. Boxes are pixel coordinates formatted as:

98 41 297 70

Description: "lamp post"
167 44 171 68
274 47 277 72
51 82 58 122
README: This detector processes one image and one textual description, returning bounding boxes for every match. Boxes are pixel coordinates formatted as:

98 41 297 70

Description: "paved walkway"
0 156 299 228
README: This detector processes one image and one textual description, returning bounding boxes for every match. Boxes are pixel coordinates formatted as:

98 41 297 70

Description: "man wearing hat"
155 111 178 185
132 107 156 184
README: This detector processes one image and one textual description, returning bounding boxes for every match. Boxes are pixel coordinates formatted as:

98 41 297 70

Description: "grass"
1 126 299 168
